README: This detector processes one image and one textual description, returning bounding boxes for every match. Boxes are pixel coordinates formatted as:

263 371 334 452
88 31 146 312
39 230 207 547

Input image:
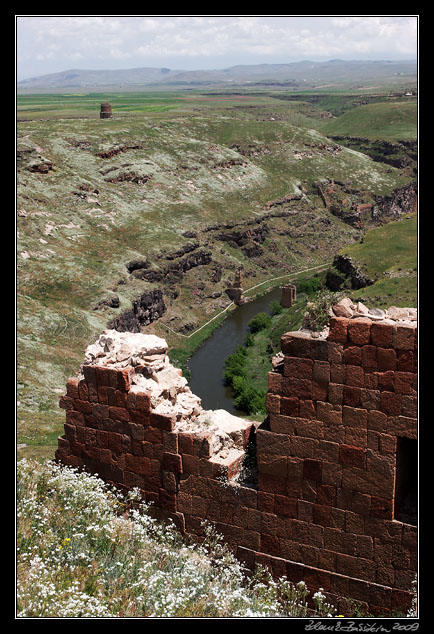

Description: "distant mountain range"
17 59 417 92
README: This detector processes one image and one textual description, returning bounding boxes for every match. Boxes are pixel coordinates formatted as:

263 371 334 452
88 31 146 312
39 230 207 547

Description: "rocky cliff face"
328 254 374 290
128 249 212 283
108 289 166 333
373 181 417 221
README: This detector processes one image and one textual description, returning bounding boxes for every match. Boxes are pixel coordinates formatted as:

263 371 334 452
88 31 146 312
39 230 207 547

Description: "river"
188 285 283 414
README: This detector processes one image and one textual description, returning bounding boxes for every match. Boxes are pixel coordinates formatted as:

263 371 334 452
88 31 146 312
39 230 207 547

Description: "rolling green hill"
321 101 417 141
17 59 417 93
337 212 417 306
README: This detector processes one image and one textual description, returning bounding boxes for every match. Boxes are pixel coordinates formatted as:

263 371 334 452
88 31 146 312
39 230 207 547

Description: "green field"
321 101 417 140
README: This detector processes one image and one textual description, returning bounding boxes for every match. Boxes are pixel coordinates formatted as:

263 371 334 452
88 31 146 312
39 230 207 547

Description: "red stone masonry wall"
56 316 417 616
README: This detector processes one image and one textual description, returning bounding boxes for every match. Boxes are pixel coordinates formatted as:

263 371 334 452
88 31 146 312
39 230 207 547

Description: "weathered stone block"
339 444 366 469
303 459 323 482
328 383 344 405
361 345 378 369
95 366 111 388
371 322 395 348
59 395 74 410
313 360 330 384
311 380 328 401
74 399 92 414
348 319 371 346
359 389 380 411
377 347 397 371
290 435 318 458
150 412 175 431
117 368 132 392
282 376 312 399
364 370 379 390
316 484 337 507
310 339 329 361
280 396 300 416
258 473 287 495
82 364 97 386
178 432 194 455
109 406 130 423
299 399 316 420
393 325 416 350
162 451 183 474
401 395 417 418
317 401 342 425
281 331 312 357
66 377 80 399
265 392 280 414
386 415 417 439
257 427 291 455
108 389 127 408
313 504 333 527
268 371 282 393
393 372 416 395
345 365 365 387
371 496 394 520
129 410 150 426
283 356 313 379
97 385 109 404
257 453 288 477
379 392 402 416
397 349 416 373
343 346 362 365
345 426 367 447
342 405 368 429
274 495 298 518
327 342 344 364
343 386 361 408
328 317 349 343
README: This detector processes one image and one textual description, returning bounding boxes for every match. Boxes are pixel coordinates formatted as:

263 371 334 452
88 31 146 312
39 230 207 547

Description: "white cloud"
16 15 418 80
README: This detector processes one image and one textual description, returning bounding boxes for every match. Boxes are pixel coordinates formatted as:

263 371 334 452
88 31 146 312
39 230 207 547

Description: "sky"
16 15 418 81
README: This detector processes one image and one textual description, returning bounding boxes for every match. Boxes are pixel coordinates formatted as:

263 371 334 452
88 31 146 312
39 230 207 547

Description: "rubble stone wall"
56 313 417 616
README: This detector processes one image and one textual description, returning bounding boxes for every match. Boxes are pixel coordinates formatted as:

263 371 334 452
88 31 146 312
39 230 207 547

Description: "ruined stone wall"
261 315 417 615
56 312 417 616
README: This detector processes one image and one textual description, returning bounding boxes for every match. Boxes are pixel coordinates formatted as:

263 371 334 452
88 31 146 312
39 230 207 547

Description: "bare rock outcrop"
108 289 166 333
327 254 374 291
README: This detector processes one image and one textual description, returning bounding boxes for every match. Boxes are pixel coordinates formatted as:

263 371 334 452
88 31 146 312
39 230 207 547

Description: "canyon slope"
16 89 417 455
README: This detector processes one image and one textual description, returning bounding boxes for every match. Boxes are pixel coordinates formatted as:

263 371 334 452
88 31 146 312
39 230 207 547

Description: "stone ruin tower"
281 283 296 308
225 268 246 306
56 299 417 616
100 103 112 119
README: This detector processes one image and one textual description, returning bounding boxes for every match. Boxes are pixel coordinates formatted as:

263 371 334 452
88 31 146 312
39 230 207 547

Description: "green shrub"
223 343 266 415
244 333 255 347
234 384 266 415
269 300 283 316
223 345 248 386
303 290 342 332
248 312 271 334
296 276 323 295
